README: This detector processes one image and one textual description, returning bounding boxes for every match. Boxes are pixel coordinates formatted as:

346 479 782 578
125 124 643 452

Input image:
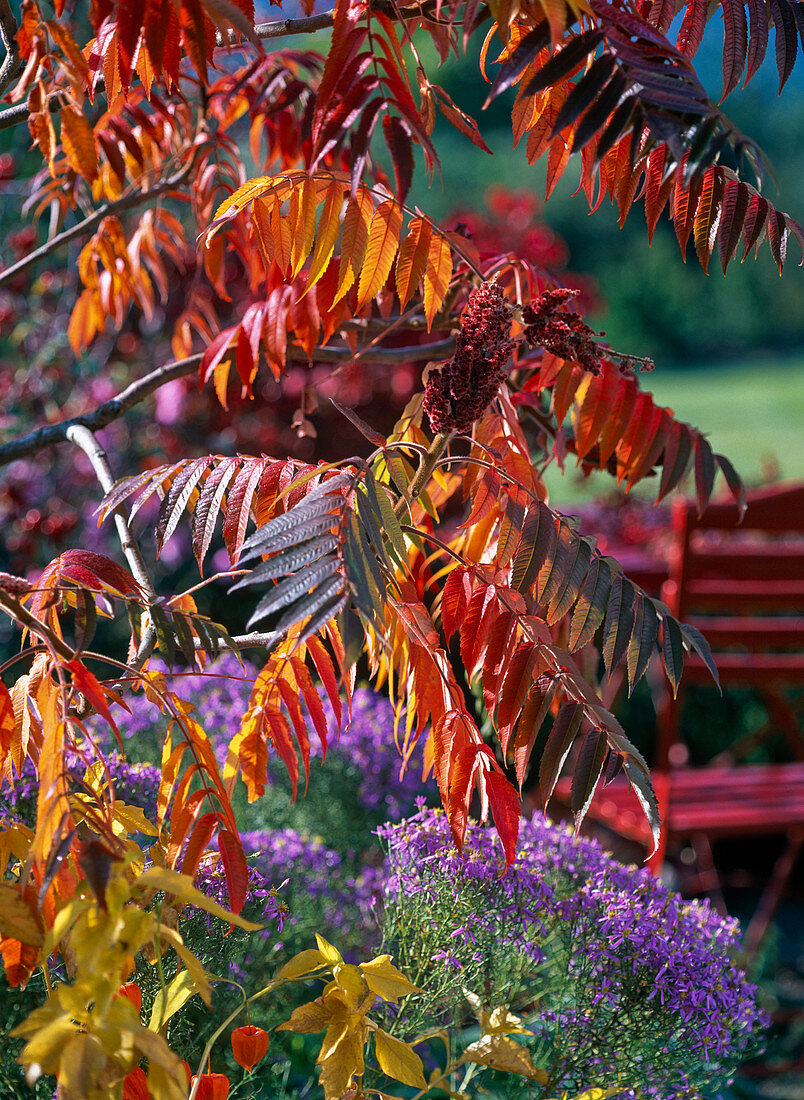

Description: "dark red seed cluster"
423 281 514 433
522 287 602 373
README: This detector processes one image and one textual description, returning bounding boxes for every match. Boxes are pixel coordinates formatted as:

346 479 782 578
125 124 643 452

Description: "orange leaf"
307 180 344 288
60 105 98 182
333 188 373 305
395 217 431 310
423 232 453 329
66 660 122 749
218 828 249 915
181 812 218 879
484 769 520 866
0 682 15 777
356 200 403 310
1 936 39 988
290 176 317 277
271 199 293 278
28 81 56 173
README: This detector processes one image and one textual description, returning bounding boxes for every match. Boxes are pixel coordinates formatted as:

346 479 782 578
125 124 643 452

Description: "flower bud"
191 1073 229 1100
122 1067 150 1100
116 982 143 1013
231 1025 270 1070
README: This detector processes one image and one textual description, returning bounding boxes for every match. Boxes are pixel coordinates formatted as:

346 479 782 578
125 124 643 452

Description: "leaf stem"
393 430 451 518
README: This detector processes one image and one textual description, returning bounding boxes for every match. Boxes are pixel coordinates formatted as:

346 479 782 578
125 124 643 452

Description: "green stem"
393 430 451 518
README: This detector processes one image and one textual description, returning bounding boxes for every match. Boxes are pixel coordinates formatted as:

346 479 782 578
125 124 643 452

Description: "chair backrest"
657 481 804 767
662 481 804 619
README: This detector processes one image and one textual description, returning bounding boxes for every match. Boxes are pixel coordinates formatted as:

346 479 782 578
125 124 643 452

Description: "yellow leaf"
276 947 328 980
156 928 210 1007
423 232 453 329
56 1032 107 1099
565 1089 623 1100
212 176 274 220
13 1015 78 1072
315 933 342 965
476 1001 532 1037
461 1034 547 1081
395 217 432 310
277 996 338 1034
0 884 43 947
44 895 92 957
112 802 159 838
360 955 421 1003
136 867 261 930
318 1026 364 1100
356 200 404 310
130 1028 189 1100
374 1028 427 1089
148 968 197 1031
213 358 232 410
145 1061 190 1100
333 962 368 1005
60 106 98 183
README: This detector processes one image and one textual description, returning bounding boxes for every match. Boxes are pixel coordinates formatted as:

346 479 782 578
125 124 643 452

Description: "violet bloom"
378 807 767 1100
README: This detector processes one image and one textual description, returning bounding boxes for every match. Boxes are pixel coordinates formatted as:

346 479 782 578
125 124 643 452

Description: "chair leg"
654 678 685 771
760 691 804 762
647 771 671 875
743 826 804 958
685 831 728 915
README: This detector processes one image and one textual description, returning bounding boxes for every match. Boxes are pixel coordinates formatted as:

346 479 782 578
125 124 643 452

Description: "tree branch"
217 10 336 46
0 339 454 468
0 159 195 288
0 0 22 99
215 2 443 47
0 354 203 468
65 425 156 600
0 589 75 662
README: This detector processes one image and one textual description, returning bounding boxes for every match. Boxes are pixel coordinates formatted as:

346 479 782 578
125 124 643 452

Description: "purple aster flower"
378 806 768 1100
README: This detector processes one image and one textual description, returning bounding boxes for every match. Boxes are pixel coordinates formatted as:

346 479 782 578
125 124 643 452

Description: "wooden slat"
680 652 804 683
687 545 804 582
683 579 804 609
683 617 804 649
686 482 804 534
553 763 804 846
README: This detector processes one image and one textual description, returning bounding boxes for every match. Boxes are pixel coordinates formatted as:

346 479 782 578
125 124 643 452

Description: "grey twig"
65 425 156 600
0 354 203 468
0 0 22 99
216 10 336 46
0 159 195 288
0 338 454 469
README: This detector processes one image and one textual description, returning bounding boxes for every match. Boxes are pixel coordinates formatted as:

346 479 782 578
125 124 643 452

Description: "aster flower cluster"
423 280 515 433
522 287 603 373
378 806 767 1100
233 829 383 960
0 749 160 827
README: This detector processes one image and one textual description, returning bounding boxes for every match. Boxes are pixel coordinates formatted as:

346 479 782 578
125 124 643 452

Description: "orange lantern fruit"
116 982 143 1013
190 1073 229 1100
231 1025 270 1071
122 1066 150 1100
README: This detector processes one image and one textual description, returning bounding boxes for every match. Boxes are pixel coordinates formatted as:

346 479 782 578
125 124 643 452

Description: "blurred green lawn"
542 356 804 505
